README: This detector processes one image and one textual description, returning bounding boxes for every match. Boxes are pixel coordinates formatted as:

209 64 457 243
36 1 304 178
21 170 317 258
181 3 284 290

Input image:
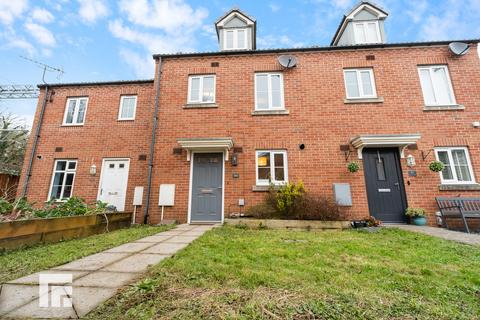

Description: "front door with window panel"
363 149 407 223
190 153 223 223
98 159 130 211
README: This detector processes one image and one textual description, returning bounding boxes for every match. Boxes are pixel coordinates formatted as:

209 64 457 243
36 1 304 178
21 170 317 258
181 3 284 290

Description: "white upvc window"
256 150 288 185
224 28 247 50
418 65 456 106
48 160 77 201
353 21 381 44
434 147 475 184
118 95 137 120
343 68 377 99
63 97 88 125
255 73 285 110
187 75 216 104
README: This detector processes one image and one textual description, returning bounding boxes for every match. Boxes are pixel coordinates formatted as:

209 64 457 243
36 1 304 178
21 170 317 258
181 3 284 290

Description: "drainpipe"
143 57 163 224
21 85 49 198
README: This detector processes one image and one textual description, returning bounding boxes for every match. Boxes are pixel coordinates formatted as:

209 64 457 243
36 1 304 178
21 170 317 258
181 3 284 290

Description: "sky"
0 0 479 128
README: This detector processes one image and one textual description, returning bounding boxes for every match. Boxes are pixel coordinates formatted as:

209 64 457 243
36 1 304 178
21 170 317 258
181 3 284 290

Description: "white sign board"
133 186 144 206
159 184 175 206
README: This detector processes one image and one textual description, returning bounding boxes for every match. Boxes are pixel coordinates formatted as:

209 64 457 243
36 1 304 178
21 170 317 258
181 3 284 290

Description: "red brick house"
18 2 480 225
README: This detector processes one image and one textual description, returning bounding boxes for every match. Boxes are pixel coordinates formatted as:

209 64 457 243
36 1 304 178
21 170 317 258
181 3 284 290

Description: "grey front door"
363 148 407 223
190 153 223 222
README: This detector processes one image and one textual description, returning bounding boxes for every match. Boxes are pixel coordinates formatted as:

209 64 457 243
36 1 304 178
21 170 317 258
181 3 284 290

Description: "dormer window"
215 8 256 51
353 21 381 44
225 28 248 50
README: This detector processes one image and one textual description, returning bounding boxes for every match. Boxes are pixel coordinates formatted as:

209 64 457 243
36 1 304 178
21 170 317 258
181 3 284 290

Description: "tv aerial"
448 42 470 56
278 55 298 68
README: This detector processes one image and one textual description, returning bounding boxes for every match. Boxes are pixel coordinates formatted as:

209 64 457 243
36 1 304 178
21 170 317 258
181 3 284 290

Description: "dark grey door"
191 153 223 222
363 148 407 223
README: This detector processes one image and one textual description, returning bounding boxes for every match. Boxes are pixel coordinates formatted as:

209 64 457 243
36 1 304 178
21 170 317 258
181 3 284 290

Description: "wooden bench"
436 197 480 233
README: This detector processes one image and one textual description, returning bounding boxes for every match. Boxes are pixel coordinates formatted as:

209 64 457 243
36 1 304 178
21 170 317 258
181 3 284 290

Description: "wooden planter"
0 212 132 250
224 218 351 230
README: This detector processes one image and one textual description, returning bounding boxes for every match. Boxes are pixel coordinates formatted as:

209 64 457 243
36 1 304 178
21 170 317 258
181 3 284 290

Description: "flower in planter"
405 208 426 217
347 161 360 173
429 160 445 172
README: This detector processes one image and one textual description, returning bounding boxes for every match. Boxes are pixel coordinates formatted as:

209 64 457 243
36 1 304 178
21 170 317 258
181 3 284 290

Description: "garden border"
225 218 351 230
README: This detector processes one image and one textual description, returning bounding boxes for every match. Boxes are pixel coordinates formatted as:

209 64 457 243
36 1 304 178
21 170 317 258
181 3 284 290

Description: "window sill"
344 97 384 104
423 105 465 111
183 103 218 109
251 109 290 116
439 184 480 191
252 185 284 192
61 124 84 127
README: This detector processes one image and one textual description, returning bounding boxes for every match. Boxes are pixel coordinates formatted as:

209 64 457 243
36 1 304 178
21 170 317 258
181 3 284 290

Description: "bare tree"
0 109 29 175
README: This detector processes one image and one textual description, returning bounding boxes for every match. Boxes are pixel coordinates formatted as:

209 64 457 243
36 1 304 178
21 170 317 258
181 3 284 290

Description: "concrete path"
0 224 217 319
388 224 480 246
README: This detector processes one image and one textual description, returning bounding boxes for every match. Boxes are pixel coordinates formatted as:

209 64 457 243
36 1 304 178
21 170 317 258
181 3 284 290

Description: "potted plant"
429 160 444 172
347 161 360 173
405 208 427 226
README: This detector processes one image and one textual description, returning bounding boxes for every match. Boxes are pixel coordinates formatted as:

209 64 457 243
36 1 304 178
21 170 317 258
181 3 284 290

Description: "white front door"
98 159 130 211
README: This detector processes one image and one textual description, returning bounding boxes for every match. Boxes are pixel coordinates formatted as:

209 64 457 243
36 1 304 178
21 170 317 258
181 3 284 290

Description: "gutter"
21 86 49 197
143 57 163 224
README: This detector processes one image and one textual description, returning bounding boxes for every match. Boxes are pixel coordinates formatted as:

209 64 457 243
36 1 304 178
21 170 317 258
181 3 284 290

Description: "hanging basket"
347 162 360 173
429 160 444 172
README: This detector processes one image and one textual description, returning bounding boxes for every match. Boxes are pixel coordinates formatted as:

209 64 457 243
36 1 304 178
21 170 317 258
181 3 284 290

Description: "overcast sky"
1 0 479 128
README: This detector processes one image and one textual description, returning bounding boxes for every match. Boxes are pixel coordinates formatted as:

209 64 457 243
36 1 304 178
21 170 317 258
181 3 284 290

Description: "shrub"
0 198 13 215
267 181 306 217
245 203 278 219
296 194 341 221
33 197 89 218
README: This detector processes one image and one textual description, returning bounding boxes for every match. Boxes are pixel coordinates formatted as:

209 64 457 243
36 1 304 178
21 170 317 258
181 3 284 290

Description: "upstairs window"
118 95 137 120
63 97 88 125
224 28 247 50
256 150 288 185
49 160 77 200
418 65 456 106
435 147 475 184
353 21 381 44
188 75 216 104
344 69 377 99
255 73 284 110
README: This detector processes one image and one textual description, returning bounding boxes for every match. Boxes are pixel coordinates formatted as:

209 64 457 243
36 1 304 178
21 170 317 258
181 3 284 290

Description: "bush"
405 207 426 217
429 161 445 172
246 181 341 221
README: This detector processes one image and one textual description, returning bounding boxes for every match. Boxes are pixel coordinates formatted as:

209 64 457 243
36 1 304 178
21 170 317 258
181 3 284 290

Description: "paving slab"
72 271 141 288
104 241 154 253
387 224 480 246
135 234 173 243
0 284 40 316
71 286 118 317
7 270 88 285
3 287 77 319
54 253 129 271
142 242 189 255
165 235 199 243
101 253 169 273
181 230 208 236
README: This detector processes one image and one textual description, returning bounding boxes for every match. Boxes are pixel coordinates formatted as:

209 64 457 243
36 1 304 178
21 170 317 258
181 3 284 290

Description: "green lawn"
88 226 480 320
0 224 173 283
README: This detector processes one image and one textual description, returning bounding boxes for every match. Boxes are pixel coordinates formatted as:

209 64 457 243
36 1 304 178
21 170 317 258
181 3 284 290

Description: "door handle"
394 182 400 190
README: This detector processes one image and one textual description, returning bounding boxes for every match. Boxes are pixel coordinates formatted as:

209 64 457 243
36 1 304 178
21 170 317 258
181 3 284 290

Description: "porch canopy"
177 137 234 161
350 134 421 159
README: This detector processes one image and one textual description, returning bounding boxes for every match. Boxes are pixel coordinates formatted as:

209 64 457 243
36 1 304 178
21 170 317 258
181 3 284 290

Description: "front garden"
87 226 480 320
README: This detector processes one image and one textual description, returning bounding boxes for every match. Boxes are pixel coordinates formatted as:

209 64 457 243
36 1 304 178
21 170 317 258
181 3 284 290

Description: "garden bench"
435 197 480 234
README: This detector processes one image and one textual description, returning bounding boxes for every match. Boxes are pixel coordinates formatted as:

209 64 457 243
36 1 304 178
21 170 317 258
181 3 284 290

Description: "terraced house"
18 2 480 226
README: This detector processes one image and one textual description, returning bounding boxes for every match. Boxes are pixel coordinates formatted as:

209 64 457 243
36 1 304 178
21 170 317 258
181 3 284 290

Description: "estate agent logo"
39 274 73 308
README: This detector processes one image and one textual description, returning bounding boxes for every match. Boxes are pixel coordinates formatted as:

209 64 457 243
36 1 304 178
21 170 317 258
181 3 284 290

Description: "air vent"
55 147 63 152
138 154 147 161
211 62 219 67
173 148 183 155
366 55 375 61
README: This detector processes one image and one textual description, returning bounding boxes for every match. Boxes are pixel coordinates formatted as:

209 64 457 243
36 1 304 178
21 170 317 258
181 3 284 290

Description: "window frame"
223 28 248 50
417 65 456 107
343 68 377 99
187 74 216 104
255 150 288 186
117 95 137 121
353 20 381 44
62 97 89 126
254 72 285 110
434 147 476 185
48 159 78 201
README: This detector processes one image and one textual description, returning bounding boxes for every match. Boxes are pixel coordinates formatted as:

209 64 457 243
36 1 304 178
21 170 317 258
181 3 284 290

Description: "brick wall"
18 43 480 225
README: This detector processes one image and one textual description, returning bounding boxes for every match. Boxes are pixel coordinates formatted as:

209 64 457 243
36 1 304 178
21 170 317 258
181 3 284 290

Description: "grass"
87 226 480 320
0 224 173 283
